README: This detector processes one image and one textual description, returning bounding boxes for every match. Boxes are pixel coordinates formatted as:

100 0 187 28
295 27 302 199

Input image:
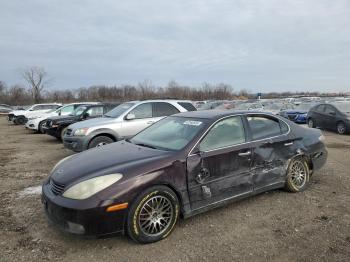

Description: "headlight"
319 135 326 142
62 174 123 200
74 128 89 136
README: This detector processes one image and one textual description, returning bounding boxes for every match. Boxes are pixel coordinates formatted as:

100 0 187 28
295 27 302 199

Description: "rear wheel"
285 157 310 192
307 118 315 128
127 186 179 244
88 135 114 149
336 122 346 135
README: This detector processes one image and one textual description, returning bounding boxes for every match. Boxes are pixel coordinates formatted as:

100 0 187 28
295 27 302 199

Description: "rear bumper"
42 183 126 236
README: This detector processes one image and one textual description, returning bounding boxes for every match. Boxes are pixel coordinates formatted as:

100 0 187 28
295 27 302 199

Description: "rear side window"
177 102 196 111
153 102 180 117
247 116 282 140
129 103 153 119
87 106 104 116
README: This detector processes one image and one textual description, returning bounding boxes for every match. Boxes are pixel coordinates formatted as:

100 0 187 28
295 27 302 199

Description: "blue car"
280 103 318 124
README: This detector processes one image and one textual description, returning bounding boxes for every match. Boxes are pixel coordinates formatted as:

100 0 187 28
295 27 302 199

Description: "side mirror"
82 112 90 119
125 113 135 120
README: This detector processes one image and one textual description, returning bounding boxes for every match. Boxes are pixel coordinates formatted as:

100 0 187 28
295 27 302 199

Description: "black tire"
126 186 180 244
307 118 315 128
38 121 46 134
285 157 310 193
88 135 114 149
60 126 68 140
336 121 347 135
15 116 25 125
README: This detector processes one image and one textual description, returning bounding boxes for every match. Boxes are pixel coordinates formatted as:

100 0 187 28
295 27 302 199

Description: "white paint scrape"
18 186 42 197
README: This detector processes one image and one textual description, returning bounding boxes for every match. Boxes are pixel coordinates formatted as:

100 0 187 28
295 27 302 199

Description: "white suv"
63 100 196 152
25 102 99 133
8 103 61 125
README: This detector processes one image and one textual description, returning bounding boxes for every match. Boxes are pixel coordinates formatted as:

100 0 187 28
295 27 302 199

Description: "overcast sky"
1 0 349 93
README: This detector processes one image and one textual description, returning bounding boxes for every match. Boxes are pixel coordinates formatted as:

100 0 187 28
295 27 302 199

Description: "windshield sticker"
183 120 202 126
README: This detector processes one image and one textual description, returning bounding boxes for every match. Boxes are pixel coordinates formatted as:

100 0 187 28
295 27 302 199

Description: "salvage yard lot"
0 116 349 262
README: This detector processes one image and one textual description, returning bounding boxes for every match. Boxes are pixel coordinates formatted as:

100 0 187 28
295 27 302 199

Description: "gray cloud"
0 0 349 92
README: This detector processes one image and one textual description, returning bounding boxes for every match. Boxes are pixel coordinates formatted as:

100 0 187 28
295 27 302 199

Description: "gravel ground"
0 116 349 262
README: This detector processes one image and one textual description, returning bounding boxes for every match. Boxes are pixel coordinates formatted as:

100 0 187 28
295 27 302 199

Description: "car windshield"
130 116 207 151
296 103 316 111
104 102 135 118
71 106 87 116
333 102 350 113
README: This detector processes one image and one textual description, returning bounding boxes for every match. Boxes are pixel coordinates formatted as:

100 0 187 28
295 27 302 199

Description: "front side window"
153 102 180 117
324 105 336 114
200 116 246 151
316 105 325 113
247 116 282 140
129 103 152 119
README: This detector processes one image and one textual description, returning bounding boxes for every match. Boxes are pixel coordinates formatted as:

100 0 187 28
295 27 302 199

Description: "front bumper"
42 182 127 236
45 127 60 138
63 135 89 152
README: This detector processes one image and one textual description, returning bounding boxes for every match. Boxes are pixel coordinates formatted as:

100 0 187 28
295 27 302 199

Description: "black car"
42 111 327 243
44 103 120 140
307 102 350 134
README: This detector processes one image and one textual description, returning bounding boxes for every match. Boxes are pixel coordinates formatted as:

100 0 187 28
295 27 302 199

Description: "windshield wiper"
135 143 157 149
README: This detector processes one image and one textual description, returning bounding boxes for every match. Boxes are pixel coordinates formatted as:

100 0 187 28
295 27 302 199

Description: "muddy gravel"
0 116 349 262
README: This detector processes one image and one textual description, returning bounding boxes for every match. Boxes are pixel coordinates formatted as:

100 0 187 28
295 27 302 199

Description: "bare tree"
22 66 50 103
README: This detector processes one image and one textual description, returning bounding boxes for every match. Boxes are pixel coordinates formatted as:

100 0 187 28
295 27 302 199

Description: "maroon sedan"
42 110 327 243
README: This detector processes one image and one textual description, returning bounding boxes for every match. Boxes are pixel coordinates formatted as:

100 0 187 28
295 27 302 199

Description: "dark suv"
307 102 350 134
44 103 120 140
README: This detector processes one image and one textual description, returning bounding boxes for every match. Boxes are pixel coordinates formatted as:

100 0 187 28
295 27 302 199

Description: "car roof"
174 110 270 120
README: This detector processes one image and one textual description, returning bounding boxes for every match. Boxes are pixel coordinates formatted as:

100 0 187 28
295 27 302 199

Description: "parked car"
263 102 295 115
0 104 13 115
44 103 120 140
307 102 350 134
279 103 318 124
8 103 62 124
233 102 264 111
63 100 196 152
43 111 327 243
25 102 99 133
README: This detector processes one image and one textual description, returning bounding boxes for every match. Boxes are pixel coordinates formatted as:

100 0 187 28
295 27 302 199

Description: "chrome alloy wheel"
290 160 307 188
138 195 173 237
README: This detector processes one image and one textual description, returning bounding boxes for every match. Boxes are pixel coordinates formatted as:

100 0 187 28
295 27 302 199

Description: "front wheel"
15 116 25 125
38 121 46 133
285 157 310 192
88 135 114 149
127 186 180 244
336 122 346 135
307 118 315 128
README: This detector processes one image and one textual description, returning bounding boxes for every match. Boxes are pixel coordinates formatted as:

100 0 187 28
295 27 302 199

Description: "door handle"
147 121 155 124
238 151 251 157
284 142 293 146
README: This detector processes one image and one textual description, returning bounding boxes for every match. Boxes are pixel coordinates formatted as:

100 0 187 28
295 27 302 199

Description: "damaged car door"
246 115 292 191
186 116 254 211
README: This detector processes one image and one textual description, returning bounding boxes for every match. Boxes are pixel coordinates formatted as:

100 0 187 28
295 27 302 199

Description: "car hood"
9 110 28 116
68 116 118 130
51 141 172 185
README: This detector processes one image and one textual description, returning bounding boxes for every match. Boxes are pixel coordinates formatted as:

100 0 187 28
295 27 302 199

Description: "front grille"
287 114 297 120
49 179 65 195
66 129 72 136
